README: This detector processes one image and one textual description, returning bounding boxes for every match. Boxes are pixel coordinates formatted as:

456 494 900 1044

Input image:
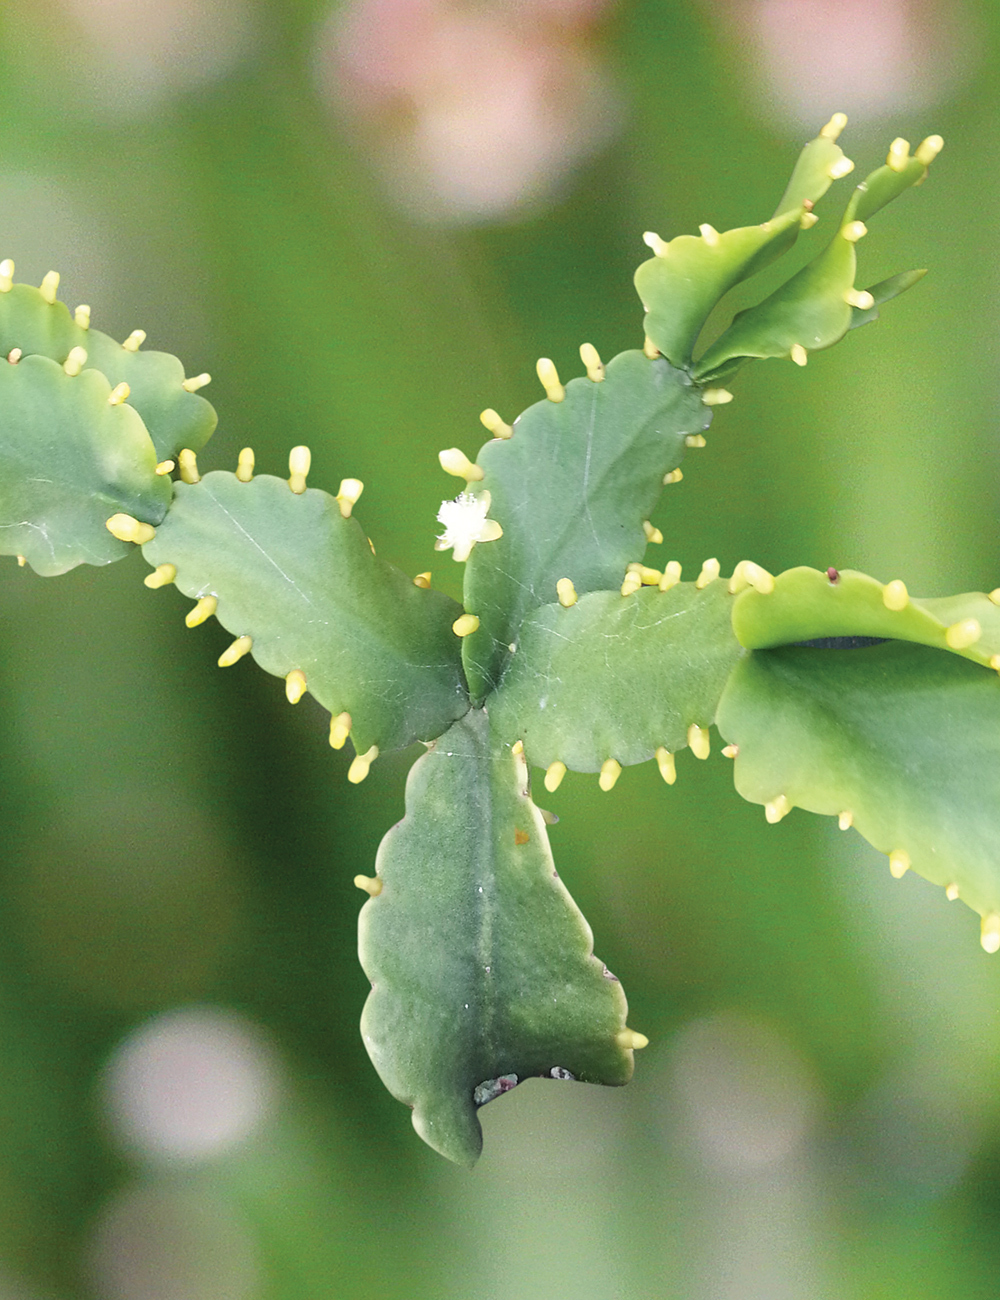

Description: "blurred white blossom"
101 1006 281 1163
50 0 257 113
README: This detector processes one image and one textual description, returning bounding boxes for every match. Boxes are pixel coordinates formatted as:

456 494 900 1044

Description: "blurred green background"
1 0 1000 1295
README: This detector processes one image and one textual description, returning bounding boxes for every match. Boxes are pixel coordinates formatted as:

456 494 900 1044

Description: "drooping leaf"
142 471 470 755
0 353 169 575
358 707 635 1166
716 642 1000 946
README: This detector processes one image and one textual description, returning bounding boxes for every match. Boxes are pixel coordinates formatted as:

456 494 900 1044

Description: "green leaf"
845 154 931 223
0 353 169 575
142 471 470 755
634 118 851 369
358 707 635 1166
460 350 710 699
692 216 859 380
848 268 927 330
732 566 1000 671
692 139 939 383
716 642 1000 948
489 579 743 773
635 206 804 370
0 281 217 461
770 123 851 216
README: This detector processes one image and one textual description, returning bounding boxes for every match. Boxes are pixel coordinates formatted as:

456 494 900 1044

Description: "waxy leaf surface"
693 152 934 384
143 472 469 754
489 581 743 771
461 350 709 698
0 354 169 574
635 127 848 369
732 566 1000 670
359 707 633 1166
0 282 217 460
717 643 1000 930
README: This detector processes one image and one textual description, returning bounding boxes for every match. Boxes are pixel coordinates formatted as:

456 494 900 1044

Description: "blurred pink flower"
316 0 622 222
718 0 976 128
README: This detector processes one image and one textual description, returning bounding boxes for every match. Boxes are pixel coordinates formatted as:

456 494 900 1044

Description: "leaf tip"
616 1029 649 1051
765 794 791 824
687 723 711 760
106 513 155 545
329 711 352 750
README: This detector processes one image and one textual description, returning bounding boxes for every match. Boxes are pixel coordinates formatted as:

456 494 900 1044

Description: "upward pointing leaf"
635 206 804 370
461 350 709 699
359 707 634 1166
693 139 939 383
635 119 849 369
771 124 852 216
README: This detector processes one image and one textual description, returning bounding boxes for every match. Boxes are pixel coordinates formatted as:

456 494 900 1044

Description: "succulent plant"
3 115 983 1169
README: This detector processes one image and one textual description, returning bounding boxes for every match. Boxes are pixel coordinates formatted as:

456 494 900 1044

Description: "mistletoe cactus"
1 115 987 1168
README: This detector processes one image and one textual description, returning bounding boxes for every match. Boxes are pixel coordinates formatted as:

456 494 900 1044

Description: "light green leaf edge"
692 141 939 384
732 566 1000 671
0 280 217 461
0 354 170 575
634 122 847 369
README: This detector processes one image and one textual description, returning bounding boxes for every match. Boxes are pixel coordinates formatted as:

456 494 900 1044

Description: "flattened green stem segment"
732 566 1000 670
636 206 804 370
635 122 849 370
717 643 1000 929
489 582 743 772
0 281 217 459
359 707 633 1167
143 472 470 754
0 354 169 575
771 127 850 216
462 351 709 699
847 269 927 331
693 141 937 384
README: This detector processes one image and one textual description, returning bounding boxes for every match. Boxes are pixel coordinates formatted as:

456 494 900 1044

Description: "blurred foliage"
1 0 999 1296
